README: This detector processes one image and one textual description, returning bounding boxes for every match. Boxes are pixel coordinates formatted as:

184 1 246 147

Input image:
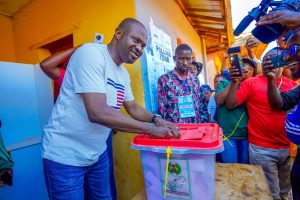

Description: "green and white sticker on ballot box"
159 148 191 199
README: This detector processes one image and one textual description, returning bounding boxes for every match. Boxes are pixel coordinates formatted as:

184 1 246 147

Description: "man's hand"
223 52 229 59
257 10 300 29
246 37 259 50
148 126 179 138
154 117 180 138
262 56 276 80
229 67 243 83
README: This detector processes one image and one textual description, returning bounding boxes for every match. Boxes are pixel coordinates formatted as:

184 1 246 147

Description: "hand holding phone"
229 54 244 76
262 55 276 79
269 54 287 69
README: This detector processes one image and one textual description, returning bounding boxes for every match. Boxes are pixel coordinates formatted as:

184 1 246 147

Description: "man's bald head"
118 18 147 34
109 18 147 65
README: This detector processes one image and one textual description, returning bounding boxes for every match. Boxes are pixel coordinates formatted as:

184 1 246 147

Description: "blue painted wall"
0 62 53 200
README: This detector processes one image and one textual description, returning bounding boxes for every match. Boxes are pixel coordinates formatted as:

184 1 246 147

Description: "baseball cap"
201 84 215 92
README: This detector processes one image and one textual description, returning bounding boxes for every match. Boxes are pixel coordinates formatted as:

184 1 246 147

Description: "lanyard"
276 76 283 93
223 112 245 146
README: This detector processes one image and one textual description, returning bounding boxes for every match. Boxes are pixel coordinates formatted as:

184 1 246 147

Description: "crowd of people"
155 9 300 200
38 8 300 200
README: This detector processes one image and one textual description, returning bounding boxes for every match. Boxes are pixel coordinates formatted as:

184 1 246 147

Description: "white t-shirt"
42 43 134 166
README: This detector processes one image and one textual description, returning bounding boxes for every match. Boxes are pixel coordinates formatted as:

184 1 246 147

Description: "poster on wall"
141 18 174 113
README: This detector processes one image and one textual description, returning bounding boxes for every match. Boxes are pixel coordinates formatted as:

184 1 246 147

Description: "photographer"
264 27 300 200
226 47 297 200
215 58 257 164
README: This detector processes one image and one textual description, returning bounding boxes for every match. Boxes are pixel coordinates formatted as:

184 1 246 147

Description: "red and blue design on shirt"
107 78 125 110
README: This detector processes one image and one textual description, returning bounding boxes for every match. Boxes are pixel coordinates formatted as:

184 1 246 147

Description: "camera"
94 33 104 44
234 0 298 44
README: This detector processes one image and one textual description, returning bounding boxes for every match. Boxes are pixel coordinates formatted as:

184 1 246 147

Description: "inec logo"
168 162 181 175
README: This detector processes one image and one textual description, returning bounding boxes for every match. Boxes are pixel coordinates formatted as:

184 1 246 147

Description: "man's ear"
115 27 123 40
173 55 176 62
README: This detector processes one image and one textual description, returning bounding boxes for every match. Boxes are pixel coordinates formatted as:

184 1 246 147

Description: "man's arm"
245 37 260 60
221 53 229 71
215 84 230 105
123 100 153 122
40 47 77 80
82 93 178 137
226 64 256 109
220 53 231 81
266 78 283 109
226 81 240 109
281 85 300 111
226 67 247 109
262 54 285 110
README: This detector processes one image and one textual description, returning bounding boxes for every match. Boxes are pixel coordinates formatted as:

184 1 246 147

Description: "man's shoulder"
242 75 263 85
216 79 230 93
282 76 298 87
79 43 98 50
119 65 130 78
81 43 106 49
70 43 106 63
158 70 174 81
251 74 264 81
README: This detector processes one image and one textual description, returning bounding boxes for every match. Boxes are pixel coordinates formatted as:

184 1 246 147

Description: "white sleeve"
123 69 134 102
207 96 214 115
69 44 106 94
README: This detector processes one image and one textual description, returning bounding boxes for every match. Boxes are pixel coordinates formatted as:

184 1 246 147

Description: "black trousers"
291 151 300 200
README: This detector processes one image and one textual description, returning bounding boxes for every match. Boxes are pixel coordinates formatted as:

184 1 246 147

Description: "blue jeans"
220 138 249 164
106 132 117 200
43 150 112 200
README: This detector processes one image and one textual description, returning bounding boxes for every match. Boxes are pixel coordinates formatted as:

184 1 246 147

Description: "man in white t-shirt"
42 18 179 200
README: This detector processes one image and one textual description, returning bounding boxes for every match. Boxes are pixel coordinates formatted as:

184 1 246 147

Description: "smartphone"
227 46 241 54
229 54 244 76
269 54 287 69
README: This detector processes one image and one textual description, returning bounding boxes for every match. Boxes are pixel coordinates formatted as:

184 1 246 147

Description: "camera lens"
96 35 102 40
252 23 285 44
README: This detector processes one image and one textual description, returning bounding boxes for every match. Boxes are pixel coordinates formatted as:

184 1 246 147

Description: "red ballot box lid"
132 123 223 150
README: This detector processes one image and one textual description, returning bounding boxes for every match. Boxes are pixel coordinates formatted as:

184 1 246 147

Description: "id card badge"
178 95 196 118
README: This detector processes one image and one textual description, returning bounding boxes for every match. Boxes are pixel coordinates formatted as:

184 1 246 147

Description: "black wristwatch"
151 114 161 123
